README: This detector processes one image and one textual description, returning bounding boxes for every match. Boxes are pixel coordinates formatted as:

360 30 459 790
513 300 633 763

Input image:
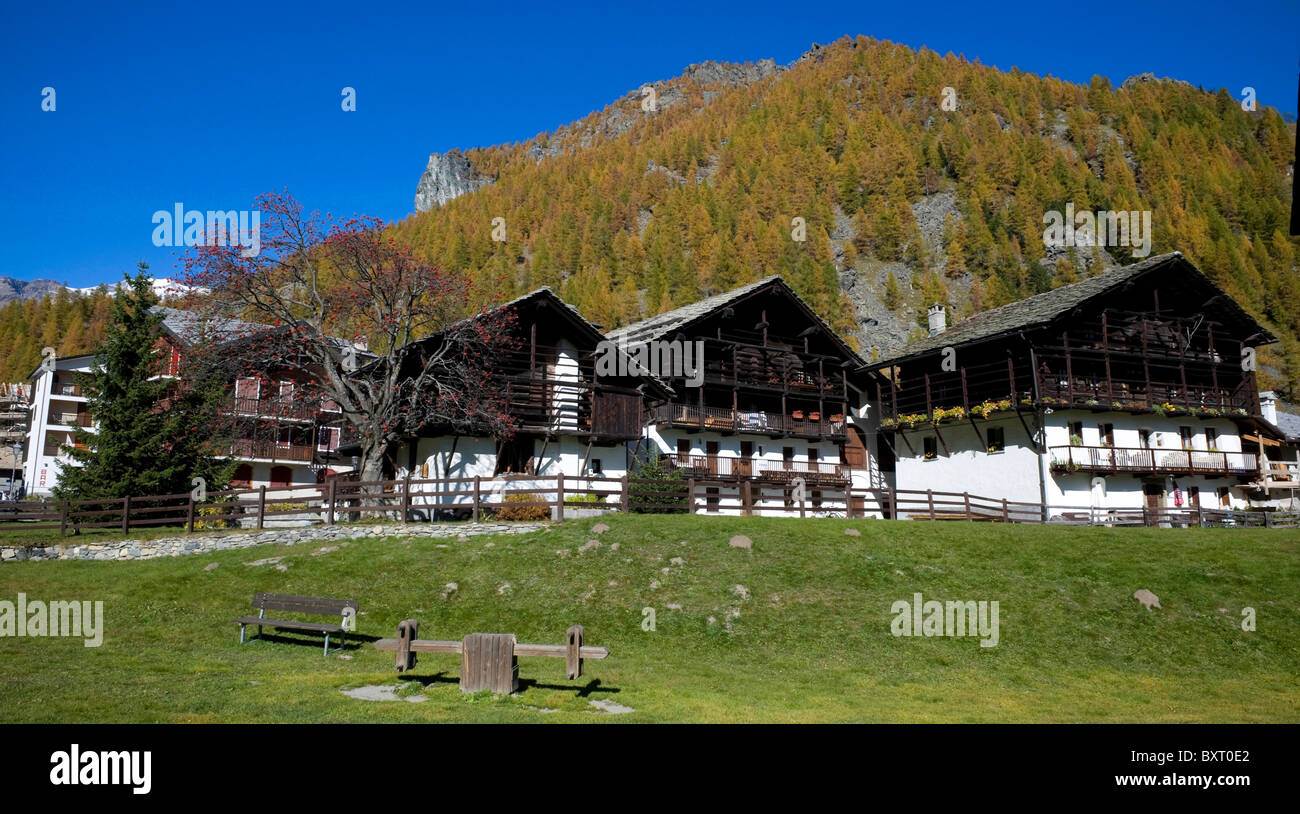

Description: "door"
705 441 719 475
738 441 753 477
1143 482 1164 525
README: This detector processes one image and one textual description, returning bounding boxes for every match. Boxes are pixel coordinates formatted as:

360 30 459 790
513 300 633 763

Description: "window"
987 427 1005 453
1205 428 1218 451
811 489 823 509
1138 429 1152 449
320 396 341 413
277 427 293 448
1180 426 1194 450
783 446 794 464
279 380 295 400
1217 486 1231 508
923 437 938 460
1098 424 1114 447
317 427 340 452
590 458 603 475
676 438 691 465
231 464 253 488
235 377 259 411
1068 421 1083 446
269 466 292 488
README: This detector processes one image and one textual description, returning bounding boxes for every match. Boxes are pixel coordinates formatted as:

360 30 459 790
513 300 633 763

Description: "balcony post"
556 472 565 522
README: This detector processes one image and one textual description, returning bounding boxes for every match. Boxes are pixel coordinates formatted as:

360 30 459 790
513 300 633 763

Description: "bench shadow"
246 629 381 652
517 677 618 697
395 673 618 697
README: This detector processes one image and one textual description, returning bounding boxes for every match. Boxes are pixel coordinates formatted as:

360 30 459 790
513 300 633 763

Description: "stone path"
2 522 548 563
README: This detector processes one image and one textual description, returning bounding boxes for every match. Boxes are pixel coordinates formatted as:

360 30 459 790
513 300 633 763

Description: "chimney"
1260 391 1278 425
927 304 946 337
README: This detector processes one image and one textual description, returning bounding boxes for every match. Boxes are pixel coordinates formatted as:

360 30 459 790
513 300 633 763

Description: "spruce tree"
54 264 229 501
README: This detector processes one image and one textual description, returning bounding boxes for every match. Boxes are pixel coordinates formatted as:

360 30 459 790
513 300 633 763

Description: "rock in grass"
591 523 610 535
1134 589 1161 610
729 535 752 550
844 528 861 537
203 562 219 571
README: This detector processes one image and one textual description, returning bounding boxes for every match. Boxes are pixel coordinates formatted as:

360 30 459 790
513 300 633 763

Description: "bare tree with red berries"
179 191 517 488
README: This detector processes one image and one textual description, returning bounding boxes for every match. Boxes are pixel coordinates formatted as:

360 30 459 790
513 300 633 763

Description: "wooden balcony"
669 453 851 485
1260 461 1299 486
47 411 92 428
224 395 319 422
878 353 1256 425
1036 373 1255 415
51 380 85 397
224 439 315 462
1049 445 1258 477
504 377 643 439
653 403 847 438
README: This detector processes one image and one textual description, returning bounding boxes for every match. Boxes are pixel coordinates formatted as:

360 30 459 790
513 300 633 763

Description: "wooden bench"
235 593 359 655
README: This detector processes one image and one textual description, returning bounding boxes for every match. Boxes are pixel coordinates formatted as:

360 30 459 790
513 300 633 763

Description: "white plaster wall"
893 415 1044 507
891 409 1257 512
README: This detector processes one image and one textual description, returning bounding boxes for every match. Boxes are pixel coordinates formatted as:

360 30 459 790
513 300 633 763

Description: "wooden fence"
1 475 1296 537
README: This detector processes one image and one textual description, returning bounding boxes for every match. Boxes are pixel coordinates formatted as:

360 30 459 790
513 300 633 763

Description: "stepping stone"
1134 589 1161 610
589 698 634 714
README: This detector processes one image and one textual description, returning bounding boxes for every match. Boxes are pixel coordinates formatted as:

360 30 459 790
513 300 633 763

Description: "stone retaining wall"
0 522 548 563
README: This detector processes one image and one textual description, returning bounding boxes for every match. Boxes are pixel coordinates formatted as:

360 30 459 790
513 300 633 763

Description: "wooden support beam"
932 423 951 455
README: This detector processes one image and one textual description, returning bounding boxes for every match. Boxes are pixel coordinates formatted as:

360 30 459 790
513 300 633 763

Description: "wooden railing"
3 477 1297 540
224 439 316 462
47 412 93 428
1261 461 1298 483
1049 445 1258 476
653 403 847 438
669 453 850 482
224 395 320 422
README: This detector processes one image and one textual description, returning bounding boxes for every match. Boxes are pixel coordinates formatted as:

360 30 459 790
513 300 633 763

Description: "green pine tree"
54 264 230 502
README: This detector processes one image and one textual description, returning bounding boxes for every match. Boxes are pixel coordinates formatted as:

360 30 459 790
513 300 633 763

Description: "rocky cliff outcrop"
414 149 494 212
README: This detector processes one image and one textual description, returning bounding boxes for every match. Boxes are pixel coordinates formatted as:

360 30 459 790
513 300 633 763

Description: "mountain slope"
395 35 1299 393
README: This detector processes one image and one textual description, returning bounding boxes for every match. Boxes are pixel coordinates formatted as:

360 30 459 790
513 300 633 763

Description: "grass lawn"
1 515 1297 722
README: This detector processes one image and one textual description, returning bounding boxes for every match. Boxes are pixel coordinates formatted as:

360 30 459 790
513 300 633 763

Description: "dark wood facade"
869 254 1273 458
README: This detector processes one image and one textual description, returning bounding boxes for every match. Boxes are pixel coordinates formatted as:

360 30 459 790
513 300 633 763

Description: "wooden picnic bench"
235 592 359 655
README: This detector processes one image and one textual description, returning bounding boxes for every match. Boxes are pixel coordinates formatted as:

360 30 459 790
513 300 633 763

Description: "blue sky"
1 0 1296 287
